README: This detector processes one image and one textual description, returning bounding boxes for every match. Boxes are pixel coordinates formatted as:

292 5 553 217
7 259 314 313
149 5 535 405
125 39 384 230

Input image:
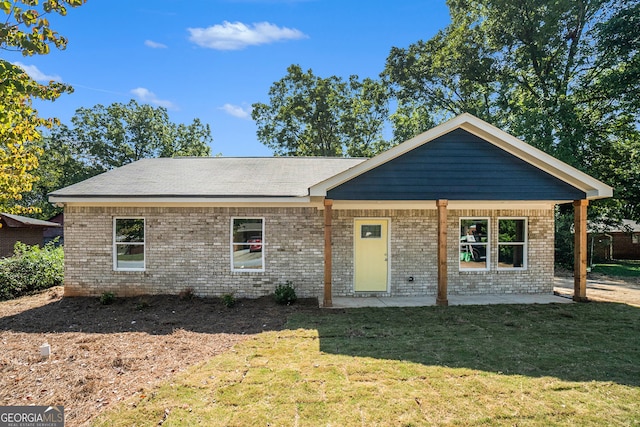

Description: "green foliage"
0 0 85 214
135 297 151 310
1 0 86 56
383 0 640 222
21 101 213 217
252 64 391 157
0 240 63 300
591 260 640 277
99 291 116 305
222 293 236 308
554 206 575 268
70 99 212 171
274 281 297 305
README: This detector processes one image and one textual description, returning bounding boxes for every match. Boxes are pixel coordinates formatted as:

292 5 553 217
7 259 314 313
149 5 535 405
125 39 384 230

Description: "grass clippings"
95 302 640 426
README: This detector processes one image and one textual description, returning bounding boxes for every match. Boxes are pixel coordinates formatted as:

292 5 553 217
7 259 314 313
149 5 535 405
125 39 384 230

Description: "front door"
354 219 389 292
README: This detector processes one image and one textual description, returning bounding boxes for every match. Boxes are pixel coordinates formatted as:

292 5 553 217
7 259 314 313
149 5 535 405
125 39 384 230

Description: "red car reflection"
248 236 262 252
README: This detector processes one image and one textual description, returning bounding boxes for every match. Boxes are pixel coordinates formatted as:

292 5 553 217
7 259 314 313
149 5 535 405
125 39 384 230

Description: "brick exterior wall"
0 228 43 258
63 205 554 300
591 232 640 260
63 206 325 298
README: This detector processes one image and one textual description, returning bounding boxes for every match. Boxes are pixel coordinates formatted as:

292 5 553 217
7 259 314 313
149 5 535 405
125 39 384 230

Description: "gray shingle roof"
50 157 366 199
1 213 62 228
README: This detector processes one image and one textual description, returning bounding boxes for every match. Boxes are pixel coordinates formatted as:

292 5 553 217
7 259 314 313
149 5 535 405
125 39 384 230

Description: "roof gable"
311 113 613 202
326 128 586 201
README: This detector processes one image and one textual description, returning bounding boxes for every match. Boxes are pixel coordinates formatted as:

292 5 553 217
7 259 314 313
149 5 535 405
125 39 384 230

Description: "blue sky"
8 0 451 156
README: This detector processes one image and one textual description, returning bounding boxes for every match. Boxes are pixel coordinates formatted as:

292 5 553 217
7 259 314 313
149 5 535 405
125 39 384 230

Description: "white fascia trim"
325 200 556 210
309 113 613 200
50 196 317 208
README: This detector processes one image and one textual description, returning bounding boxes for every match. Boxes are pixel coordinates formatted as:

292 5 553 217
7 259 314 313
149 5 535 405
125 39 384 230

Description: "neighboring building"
43 213 64 246
589 219 640 261
0 213 63 257
49 114 612 305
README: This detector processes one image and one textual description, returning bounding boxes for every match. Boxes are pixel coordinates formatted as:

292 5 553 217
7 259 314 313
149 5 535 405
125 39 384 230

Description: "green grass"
591 260 640 277
95 303 640 426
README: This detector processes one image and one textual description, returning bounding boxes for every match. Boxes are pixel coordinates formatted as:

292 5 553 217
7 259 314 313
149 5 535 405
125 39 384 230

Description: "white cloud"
130 87 176 110
220 103 252 119
187 21 307 50
144 39 168 49
12 62 61 82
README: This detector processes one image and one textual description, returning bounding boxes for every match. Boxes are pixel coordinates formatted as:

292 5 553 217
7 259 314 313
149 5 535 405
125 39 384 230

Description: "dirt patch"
0 287 319 426
554 275 640 307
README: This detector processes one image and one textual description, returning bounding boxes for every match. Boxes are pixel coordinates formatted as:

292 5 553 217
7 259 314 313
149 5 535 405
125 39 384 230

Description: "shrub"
135 297 151 310
100 291 116 305
222 293 236 308
274 281 297 305
0 240 64 301
178 287 195 300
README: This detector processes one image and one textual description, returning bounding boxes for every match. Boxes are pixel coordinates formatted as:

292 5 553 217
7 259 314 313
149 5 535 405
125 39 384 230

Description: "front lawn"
591 260 640 277
95 303 640 426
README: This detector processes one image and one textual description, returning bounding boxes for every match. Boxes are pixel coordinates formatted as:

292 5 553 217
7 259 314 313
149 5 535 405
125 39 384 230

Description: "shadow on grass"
0 294 320 335
286 302 640 387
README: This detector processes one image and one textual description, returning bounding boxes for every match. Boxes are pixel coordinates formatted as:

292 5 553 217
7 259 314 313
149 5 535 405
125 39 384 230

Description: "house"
589 219 640 261
49 114 612 305
0 213 63 257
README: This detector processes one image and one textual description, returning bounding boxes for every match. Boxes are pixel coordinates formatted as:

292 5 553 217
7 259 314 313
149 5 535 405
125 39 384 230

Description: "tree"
384 0 612 160
0 0 85 213
577 0 640 220
20 124 101 218
252 64 390 157
23 101 213 217
70 100 212 171
383 0 640 222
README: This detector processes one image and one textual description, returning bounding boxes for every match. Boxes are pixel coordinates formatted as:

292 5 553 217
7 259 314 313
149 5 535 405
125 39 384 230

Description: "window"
231 218 264 271
633 233 640 244
114 218 145 271
460 218 489 270
498 218 527 270
361 224 382 239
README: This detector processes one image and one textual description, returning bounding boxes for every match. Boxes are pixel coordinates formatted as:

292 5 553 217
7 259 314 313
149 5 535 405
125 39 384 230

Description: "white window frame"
113 217 145 272
230 217 265 273
459 217 490 272
497 217 528 271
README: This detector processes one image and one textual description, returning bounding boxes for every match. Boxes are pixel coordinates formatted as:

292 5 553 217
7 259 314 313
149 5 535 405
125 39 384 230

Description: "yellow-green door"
354 219 388 292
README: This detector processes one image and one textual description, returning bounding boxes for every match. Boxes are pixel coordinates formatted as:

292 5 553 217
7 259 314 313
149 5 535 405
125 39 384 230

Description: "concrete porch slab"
329 293 572 308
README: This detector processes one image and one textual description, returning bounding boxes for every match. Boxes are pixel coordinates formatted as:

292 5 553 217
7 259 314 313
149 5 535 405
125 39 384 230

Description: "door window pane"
361 224 382 239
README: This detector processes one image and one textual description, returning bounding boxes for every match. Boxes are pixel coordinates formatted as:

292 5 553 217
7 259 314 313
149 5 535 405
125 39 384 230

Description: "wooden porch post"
573 199 589 302
437 199 448 306
323 199 333 307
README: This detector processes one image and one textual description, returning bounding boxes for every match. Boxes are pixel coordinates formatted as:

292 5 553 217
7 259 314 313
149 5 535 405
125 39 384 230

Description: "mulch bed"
0 287 319 426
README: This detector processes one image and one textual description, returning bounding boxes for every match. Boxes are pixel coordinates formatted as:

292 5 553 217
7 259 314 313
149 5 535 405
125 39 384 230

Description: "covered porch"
322 198 591 307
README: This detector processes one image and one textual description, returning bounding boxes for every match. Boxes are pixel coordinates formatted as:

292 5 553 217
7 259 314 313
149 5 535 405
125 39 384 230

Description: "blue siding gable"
327 129 586 201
